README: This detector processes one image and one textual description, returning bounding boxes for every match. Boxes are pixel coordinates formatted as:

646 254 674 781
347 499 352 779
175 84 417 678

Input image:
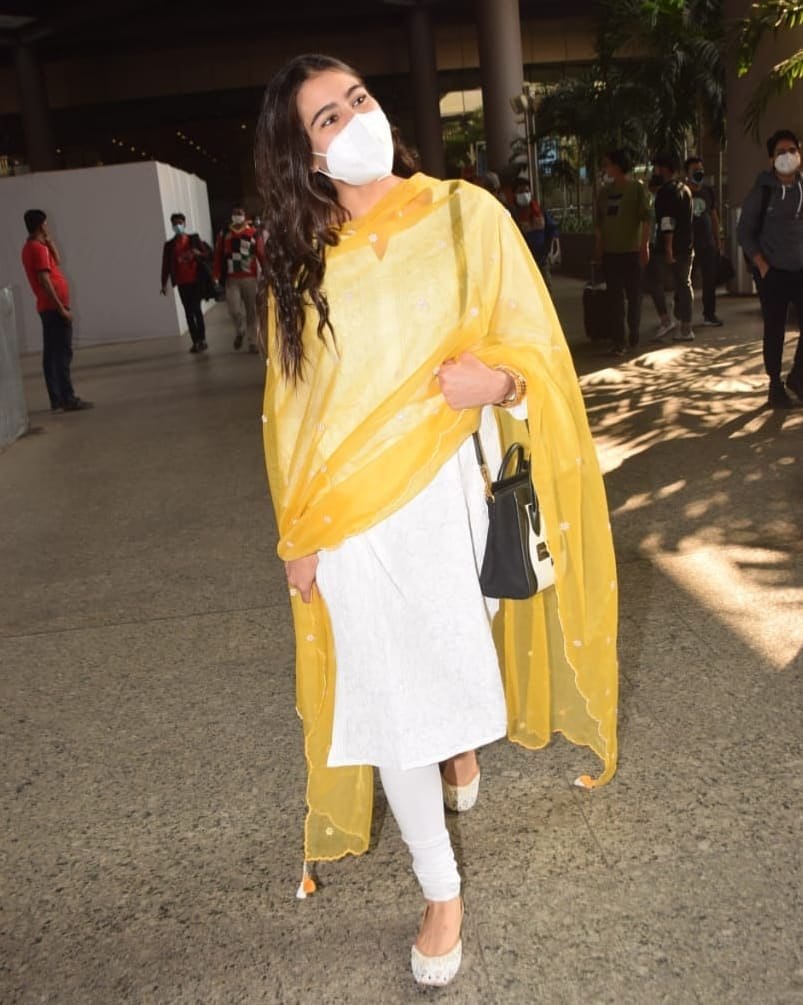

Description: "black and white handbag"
472 433 555 600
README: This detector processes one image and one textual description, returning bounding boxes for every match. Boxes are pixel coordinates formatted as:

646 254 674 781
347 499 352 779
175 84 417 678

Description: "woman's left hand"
437 352 511 410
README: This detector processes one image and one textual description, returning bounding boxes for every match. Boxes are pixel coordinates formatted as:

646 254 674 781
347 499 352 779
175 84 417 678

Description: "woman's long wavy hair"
254 53 418 383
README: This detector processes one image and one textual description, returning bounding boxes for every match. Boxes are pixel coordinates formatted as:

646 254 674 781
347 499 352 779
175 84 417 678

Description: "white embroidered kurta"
317 407 515 770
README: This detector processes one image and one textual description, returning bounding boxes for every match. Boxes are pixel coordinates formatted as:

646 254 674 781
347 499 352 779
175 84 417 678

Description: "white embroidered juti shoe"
411 900 464 987
441 769 481 812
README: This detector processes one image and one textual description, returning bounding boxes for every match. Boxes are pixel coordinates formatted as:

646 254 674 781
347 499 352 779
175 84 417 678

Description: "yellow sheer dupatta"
263 174 618 863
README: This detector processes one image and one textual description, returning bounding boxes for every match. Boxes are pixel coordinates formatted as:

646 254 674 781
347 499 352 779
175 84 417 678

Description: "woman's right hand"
285 554 319 603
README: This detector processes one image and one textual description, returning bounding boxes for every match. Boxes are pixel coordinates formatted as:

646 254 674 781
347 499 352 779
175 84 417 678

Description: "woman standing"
255 54 618 988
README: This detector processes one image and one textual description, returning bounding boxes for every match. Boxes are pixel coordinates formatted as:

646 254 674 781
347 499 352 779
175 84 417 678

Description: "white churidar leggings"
378 763 461 902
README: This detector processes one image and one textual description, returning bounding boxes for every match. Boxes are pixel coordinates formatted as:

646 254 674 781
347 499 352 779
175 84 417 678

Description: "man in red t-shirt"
160 212 212 353
21 209 92 412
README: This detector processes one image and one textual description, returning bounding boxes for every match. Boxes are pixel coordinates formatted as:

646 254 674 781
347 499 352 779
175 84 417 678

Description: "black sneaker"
702 316 724 327
233 334 244 350
786 370 803 400
767 383 795 409
609 345 627 358
199 341 209 352
189 344 199 353
64 398 94 411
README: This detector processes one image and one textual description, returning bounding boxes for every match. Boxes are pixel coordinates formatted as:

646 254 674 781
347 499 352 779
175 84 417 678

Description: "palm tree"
531 2 727 223
534 1 726 173
535 69 652 201
736 1 803 139
597 0 726 156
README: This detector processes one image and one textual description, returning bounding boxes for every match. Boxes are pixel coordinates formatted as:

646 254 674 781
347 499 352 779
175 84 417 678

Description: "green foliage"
554 211 595 233
535 69 653 182
736 2 803 139
597 0 726 154
532 0 725 185
442 109 485 174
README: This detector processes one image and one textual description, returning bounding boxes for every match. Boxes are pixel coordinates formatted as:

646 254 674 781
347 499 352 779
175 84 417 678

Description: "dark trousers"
178 282 206 344
603 251 642 347
643 251 694 324
40 310 76 408
535 256 553 296
693 244 718 319
755 267 803 383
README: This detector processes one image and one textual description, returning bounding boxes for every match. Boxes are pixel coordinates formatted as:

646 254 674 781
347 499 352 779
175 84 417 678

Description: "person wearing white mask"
738 128 803 409
254 54 618 989
511 176 559 294
160 212 212 353
213 204 264 353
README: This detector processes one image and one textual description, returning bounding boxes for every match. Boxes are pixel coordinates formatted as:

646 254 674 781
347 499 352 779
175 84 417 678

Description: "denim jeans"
603 251 642 347
755 267 803 383
40 309 76 408
178 282 206 344
692 244 718 319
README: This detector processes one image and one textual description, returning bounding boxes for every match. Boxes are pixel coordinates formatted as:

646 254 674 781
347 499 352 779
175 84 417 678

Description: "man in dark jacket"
645 151 695 343
685 156 724 328
737 128 803 409
160 212 212 354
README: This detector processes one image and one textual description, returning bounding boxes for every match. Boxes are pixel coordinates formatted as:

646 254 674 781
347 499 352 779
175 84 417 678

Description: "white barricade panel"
0 286 30 448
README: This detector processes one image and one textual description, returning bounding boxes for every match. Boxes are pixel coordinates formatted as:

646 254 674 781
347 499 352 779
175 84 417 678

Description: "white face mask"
515 191 532 206
601 173 614 185
313 108 394 186
231 214 245 225
774 150 801 175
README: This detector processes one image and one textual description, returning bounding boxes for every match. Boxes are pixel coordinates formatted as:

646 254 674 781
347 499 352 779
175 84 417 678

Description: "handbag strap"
471 431 494 500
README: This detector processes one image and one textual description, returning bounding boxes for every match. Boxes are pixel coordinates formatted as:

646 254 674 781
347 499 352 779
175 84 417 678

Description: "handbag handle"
497 443 525 480
472 433 530 501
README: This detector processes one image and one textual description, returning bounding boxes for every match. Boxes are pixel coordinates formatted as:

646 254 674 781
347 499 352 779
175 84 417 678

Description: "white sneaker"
650 319 678 342
673 328 695 342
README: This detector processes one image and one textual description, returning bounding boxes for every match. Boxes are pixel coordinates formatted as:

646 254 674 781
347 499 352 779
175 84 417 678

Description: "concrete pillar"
408 2 446 178
13 44 56 172
725 0 803 290
475 0 524 173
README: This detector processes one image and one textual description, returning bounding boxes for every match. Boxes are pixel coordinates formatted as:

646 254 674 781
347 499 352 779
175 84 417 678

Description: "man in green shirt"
593 149 652 356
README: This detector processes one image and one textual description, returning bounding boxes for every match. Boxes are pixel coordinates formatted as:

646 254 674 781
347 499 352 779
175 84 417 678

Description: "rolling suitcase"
582 263 616 342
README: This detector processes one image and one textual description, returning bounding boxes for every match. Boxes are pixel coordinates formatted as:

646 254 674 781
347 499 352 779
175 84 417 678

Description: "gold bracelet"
493 365 527 408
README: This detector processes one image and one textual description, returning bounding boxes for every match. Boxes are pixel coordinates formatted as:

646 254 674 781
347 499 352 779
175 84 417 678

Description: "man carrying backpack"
160 212 212 354
738 129 803 409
